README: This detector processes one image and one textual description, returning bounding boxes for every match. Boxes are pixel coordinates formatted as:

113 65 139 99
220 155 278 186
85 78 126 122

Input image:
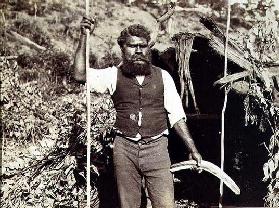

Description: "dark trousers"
113 135 175 208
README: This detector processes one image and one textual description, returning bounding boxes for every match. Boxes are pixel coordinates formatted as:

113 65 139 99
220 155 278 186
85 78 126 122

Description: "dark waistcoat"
111 65 168 137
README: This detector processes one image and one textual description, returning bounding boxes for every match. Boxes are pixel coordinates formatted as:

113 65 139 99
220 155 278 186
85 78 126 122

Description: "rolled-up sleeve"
162 70 186 127
87 66 117 95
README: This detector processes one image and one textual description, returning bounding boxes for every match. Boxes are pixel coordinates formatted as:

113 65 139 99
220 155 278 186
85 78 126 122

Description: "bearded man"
73 17 202 208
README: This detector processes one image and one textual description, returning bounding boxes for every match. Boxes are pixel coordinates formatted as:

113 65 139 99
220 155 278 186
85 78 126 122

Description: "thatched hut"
150 17 279 206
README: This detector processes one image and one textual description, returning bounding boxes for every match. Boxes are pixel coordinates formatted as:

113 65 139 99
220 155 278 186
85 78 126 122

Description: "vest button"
130 114 137 121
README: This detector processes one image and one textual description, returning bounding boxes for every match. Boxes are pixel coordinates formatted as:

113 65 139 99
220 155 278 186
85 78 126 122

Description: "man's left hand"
188 151 202 167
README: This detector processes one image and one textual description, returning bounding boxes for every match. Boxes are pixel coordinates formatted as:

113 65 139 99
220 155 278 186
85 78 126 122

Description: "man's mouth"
132 57 148 63
134 59 145 63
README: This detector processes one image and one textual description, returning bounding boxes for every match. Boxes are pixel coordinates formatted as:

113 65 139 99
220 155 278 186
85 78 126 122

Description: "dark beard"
121 55 152 78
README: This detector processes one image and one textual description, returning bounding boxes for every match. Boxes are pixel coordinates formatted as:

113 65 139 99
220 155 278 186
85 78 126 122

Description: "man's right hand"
80 16 96 35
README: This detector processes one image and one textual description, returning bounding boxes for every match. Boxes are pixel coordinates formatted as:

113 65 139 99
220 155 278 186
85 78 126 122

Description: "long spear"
219 1 231 207
85 0 91 207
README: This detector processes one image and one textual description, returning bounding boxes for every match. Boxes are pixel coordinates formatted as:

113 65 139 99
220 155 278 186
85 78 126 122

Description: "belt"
115 132 165 143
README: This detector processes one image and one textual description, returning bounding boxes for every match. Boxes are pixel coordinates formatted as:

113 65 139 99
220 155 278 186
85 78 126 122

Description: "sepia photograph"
1 0 278 207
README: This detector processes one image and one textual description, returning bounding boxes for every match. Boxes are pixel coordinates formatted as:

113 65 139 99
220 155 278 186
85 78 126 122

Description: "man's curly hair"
117 24 151 48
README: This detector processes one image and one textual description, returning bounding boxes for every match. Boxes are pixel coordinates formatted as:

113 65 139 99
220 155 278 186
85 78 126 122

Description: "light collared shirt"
87 66 186 139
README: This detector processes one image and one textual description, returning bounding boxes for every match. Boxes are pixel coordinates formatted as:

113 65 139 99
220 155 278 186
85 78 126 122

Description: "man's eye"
127 44 147 48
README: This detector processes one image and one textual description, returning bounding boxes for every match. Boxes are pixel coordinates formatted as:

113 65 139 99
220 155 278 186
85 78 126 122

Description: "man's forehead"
126 36 148 44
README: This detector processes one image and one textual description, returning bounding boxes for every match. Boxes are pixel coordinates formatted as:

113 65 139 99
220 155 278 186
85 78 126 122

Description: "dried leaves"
1 55 115 207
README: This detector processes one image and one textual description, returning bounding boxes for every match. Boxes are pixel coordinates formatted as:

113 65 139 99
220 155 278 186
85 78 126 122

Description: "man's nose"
135 46 143 55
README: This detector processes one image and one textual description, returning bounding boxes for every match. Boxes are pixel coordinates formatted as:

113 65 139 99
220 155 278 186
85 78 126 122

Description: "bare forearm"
72 17 96 82
173 119 198 153
73 34 87 82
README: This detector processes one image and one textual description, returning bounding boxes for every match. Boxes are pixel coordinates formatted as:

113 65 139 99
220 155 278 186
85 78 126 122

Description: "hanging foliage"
172 32 199 112
241 3 279 207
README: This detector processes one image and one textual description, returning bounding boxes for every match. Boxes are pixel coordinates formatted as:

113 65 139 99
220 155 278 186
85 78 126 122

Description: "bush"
1 55 116 207
13 17 51 47
17 49 71 85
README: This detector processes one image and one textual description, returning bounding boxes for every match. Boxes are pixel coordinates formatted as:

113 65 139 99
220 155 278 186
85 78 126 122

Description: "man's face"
123 36 150 63
121 35 151 77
